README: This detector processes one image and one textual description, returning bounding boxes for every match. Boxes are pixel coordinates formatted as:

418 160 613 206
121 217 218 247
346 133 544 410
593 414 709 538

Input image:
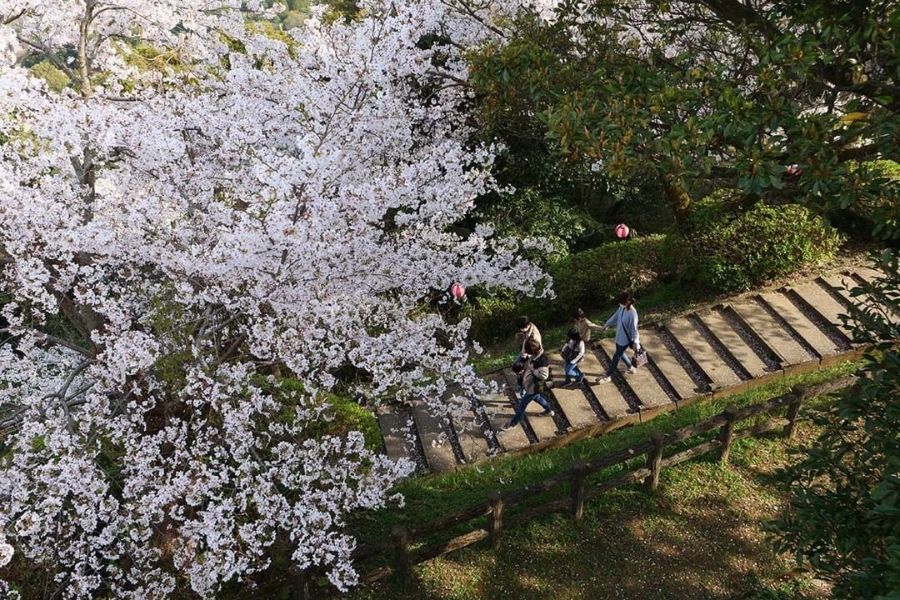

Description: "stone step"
410 400 458 473
479 374 531 451
448 401 491 465
597 338 672 412
822 273 898 322
819 274 861 306
786 281 855 338
579 349 631 420
638 328 703 401
377 406 414 464
729 301 813 366
664 317 742 390
502 369 559 441
854 267 885 284
695 309 769 378
547 352 601 429
758 292 841 359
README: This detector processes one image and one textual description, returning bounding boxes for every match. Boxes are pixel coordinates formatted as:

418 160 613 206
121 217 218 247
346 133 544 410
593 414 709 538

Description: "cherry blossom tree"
0 0 544 596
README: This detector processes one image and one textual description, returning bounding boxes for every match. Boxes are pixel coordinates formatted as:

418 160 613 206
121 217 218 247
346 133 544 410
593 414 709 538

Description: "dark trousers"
606 343 633 376
509 393 552 426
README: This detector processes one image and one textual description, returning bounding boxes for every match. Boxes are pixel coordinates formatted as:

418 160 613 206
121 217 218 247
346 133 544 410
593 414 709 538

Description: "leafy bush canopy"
664 202 843 293
465 235 665 342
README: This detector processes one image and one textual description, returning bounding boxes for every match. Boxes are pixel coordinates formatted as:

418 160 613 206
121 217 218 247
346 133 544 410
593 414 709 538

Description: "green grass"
346 367 852 600
347 360 859 550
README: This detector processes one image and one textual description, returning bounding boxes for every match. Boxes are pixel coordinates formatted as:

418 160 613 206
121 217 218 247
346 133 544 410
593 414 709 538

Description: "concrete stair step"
729 301 814 366
479 374 530 451
597 339 672 413
376 406 414 464
758 292 841 359
854 267 886 284
665 317 742 390
547 352 601 429
695 309 769 378
638 328 703 401
448 402 491 465
786 281 855 338
579 349 631 420
819 274 862 306
822 273 898 322
502 370 559 442
411 400 458 473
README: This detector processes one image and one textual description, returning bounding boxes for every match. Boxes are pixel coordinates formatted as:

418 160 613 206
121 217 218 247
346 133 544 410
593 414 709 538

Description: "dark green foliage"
772 252 900 598
474 188 604 261
547 234 666 316
470 1 900 233
465 236 665 342
663 202 842 293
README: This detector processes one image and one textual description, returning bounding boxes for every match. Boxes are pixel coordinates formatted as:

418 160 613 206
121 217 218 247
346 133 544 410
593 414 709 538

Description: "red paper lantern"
449 282 466 301
786 164 802 177
615 223 630 239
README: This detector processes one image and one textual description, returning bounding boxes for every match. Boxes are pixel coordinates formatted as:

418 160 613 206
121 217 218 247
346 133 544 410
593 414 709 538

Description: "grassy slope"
344 360 858 599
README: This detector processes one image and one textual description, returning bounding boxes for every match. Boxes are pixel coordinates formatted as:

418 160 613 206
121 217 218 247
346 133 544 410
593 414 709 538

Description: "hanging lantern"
786 164 802 177
615 223 630 239
449 282 466 302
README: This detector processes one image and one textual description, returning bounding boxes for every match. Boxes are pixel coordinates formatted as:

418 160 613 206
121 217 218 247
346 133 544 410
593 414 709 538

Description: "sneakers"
541 409 556 417
595 376 612 384
627 366 637 374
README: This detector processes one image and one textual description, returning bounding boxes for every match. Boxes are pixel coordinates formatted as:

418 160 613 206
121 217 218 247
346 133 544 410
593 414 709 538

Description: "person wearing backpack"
504 339 554 428
561 329 586 387
596 292 641 383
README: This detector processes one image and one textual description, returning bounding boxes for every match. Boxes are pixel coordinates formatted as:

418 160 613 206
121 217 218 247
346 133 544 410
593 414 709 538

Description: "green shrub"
29 60 70 92
544 234 666 318
465 235 666 343
664 202 843 293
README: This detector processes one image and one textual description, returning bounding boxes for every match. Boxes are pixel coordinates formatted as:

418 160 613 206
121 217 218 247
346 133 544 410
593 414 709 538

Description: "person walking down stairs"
561 329 586 387
597 292 640 383
505 339 554 429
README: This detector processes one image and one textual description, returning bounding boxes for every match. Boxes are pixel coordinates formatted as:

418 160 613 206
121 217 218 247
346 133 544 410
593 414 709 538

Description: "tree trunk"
662 175 694 224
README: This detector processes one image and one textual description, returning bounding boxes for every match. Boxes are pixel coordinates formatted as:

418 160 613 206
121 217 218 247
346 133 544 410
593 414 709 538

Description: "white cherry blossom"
0 0 545 597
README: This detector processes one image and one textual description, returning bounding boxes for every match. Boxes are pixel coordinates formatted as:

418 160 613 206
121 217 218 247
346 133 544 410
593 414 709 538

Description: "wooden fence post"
570 462 588 521
718 406 739 464
391 525 410 582
488 492 504 551
783 391 803 440
645 432 665 492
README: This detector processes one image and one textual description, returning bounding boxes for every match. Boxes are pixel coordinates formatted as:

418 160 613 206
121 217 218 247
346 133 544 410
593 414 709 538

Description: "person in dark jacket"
505 339 554 428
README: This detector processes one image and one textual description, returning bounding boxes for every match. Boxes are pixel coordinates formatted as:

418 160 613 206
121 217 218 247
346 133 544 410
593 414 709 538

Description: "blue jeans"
509 393 552 426
564 361 583 383
606 343 633 376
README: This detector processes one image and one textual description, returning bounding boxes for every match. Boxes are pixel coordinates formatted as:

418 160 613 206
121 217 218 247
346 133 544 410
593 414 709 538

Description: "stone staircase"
377 268 888 473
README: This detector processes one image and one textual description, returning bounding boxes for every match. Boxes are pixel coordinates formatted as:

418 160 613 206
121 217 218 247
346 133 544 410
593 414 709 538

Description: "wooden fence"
294 375 855 599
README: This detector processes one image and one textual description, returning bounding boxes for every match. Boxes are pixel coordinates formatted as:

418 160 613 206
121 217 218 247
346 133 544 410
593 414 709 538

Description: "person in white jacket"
597 292 640 382
561 329 586 387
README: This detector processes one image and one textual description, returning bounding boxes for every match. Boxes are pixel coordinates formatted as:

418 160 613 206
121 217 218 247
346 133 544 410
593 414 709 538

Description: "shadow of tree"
350 448 826 600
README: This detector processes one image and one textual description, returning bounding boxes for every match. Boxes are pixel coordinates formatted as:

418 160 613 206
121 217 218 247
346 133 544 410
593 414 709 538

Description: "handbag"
561 343 575 363
626 332 649 369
